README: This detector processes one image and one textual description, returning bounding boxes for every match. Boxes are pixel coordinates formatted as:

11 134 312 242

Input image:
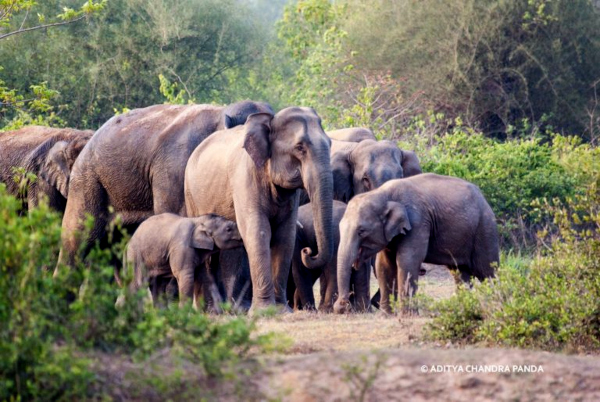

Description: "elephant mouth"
352 246 376 270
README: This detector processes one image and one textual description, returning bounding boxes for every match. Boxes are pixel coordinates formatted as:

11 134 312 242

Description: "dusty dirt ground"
95 265 600 401
247 265 600 401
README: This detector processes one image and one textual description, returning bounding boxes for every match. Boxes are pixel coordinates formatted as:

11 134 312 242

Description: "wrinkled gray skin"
116 213 242 311
334 174 499 314
0 126 93 211
287 201 370 312
57 101 272 271
330 139 421 203
185 108 334 313
327 127 376 142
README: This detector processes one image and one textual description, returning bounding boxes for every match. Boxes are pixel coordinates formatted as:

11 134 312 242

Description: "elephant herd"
0 100 500 315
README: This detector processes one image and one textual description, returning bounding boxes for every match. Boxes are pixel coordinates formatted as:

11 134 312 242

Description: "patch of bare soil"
249 348 600 402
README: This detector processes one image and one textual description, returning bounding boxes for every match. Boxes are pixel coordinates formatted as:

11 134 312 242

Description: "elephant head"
223 100 274 129
26 134 91 199
331 140 405 201
193 214 243 251
334 195 411 313
243 107 334 268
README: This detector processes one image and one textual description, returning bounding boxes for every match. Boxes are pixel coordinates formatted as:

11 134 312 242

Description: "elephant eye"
294 143 305 153
358 228 367 237
362 176 371 189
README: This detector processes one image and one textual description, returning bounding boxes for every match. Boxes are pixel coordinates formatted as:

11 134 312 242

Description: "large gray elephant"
330 139 421 202
0 126 93 211
287 200 370 312
327 127 376 142
116 213 242 310
333 174 499 314
185 108 334 313
57 101 272 270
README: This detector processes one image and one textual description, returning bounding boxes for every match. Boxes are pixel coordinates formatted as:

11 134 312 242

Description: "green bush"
0 184 274 400
427 182 600 352
409 127 600 249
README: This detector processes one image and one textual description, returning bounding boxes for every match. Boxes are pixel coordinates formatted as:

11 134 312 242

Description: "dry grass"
256 264 456 355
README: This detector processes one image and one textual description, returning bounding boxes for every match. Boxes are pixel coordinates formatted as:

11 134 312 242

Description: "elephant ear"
383 201 411 242
42 141 71 198
331 150 354 202
243 112 273 168
224 114 235 129
400 150 422 177
191 226 215 250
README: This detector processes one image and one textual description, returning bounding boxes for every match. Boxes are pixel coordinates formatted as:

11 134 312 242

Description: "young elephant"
288 201 370 312
117 213 243 310
333 174 499 314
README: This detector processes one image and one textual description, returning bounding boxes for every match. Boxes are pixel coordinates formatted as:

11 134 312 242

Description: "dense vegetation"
1 0 599 398
0 184 278 400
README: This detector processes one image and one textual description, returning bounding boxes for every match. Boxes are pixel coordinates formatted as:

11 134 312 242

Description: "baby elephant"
334 173 499 314
117 213 243 310
288 200 370 312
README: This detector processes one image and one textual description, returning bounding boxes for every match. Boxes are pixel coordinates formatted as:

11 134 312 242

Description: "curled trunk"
301 154 334 269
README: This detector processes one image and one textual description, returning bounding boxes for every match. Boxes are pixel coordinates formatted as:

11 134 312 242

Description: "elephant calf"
116 213 243 310
334 173 499 314
288 201 370 312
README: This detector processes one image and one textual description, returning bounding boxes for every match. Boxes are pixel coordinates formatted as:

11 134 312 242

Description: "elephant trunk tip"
333 298 351 314
301 246 328 269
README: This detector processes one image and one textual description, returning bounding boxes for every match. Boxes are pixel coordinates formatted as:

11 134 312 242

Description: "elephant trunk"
301 154 334 269
333 231 359 314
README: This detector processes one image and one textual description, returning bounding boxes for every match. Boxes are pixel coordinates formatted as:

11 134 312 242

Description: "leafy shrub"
409 127 599 249
0 184 274 400
427 182 600 352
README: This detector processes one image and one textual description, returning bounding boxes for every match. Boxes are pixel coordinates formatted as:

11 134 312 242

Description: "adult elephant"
185 107 334 313
58 101 273 269
0 126 93 211
330 139 422 203
333 174 499 315
327 127 376 142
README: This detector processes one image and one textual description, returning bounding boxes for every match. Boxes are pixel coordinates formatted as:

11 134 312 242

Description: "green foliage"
412 126 599 248
427 182 600 351
0 184 275 400
158 73 194 105
341 0 600 138
0 0 270 129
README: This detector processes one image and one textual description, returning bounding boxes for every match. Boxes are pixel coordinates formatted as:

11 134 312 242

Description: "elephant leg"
350 262 371 312
375 249 397 314
291 239 318 311
237 214 275 312
319 256 338 313
395 235 429 315
455 266 474 288
152 169 185 215
150 275 171 309
270 213 298 309
293 289 303 310
56 173 108 274
170 248 196 307
216 248 253 312
287 259 297 309
195 258 223 313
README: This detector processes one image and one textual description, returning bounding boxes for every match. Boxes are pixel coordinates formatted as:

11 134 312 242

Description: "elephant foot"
248 297 291 317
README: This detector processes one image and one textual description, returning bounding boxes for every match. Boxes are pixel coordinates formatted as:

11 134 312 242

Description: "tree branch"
0 15 86 41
